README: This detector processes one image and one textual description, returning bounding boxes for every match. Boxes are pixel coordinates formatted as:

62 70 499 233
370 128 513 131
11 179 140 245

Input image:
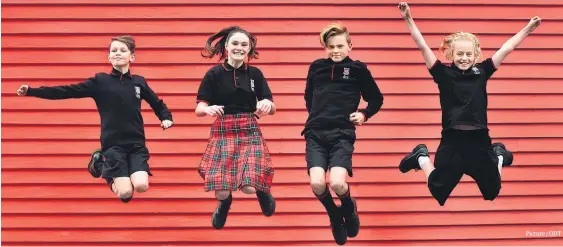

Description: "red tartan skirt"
197 113 274 193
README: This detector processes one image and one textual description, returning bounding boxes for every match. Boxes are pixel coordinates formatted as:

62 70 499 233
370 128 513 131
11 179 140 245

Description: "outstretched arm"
18 78 96 99
399 2 437 69
492 16 541 68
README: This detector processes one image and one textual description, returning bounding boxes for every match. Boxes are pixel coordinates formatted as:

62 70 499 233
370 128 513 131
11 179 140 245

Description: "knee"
116 186 134 199
329 179 347 193
133 182 149 193
310 178 327 195
241 186 256 194
215 190 231 200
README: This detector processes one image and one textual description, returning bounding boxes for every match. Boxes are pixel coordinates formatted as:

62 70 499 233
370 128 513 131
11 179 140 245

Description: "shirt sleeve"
141 78 173 122
479 58 498 81
254 68 273 101
357 64 384 121
304 62 316 113
26 77 96 99
428 60 449 84
196 69 215 105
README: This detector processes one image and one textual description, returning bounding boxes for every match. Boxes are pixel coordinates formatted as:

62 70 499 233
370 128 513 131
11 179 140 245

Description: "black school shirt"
429 58 497 130
26 68 173 150
196 61 273 114
303 57 384 133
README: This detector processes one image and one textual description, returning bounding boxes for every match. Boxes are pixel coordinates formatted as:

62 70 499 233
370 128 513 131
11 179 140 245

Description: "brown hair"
438 31 481 62
201 26 259 61
109 35 136 54
319 22 351 47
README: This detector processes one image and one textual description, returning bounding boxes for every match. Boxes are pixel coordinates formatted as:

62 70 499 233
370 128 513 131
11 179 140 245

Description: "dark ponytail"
201 26 259 61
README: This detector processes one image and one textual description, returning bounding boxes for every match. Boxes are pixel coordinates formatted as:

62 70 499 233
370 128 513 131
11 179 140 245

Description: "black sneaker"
341 199 360 238
256 191 276 217
329 212 347 246
212 194 232 229
120 196 133 203
492 142 513 167
88 149 104 178
399 144 429 173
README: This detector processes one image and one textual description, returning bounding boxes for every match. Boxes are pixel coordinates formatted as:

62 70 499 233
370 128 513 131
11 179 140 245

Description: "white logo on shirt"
250 79 255 92
134 86 141 99
343 67 350 79
472 67 480 75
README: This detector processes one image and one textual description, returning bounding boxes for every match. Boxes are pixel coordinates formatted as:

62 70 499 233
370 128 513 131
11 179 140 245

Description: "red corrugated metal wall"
2 0 563 245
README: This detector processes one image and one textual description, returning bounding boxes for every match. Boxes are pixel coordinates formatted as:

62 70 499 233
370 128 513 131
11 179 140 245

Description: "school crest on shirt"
472 67 481 75
250 79 255 92
343 67 350 79
134 86 141 99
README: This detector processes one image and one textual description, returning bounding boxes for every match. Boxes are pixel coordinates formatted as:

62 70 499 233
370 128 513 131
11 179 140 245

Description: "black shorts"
304 128 356 177
428 129 501 206
101 144 153 184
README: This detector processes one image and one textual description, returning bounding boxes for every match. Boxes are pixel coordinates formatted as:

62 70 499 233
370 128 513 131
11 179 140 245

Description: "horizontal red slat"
2 0 562 5
3 182 562 199
3 5 562 19
5 79 563 95
2 152 561 169
2 138 563 154
4 49 563 64
4 211 563 228
3 225 563 242
3 197 562 214
4 94 563 110
3 124 563 140
3 64 561 79
2 166 561 184
3 34 561 49
3 109 563 125
2 239 562 246
3 20 561 35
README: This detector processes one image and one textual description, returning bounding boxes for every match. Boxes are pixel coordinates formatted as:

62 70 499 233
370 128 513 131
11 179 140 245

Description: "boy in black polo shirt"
16 36 173 203
195 26 276 229
303 22 384 245
397 2 541 206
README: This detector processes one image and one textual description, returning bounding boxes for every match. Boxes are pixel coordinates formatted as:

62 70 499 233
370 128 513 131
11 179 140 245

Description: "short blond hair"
439 31 482 62
319 22 351 47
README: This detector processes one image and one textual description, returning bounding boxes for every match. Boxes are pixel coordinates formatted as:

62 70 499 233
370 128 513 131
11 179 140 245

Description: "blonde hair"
439 31 481 62
319 22 351 47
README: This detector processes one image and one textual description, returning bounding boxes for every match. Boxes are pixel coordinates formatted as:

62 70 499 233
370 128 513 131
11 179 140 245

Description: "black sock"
337 184 354 214
256 190 269 200
219 193 232 207
314 187 339 217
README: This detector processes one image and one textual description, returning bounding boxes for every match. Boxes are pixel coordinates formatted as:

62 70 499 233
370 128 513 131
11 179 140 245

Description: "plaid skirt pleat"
197 113 274 193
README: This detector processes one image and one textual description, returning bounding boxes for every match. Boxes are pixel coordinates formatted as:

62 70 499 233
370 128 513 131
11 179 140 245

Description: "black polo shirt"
429 58 497 130
196 61 273 114
26 68 173 150
303 56 384 133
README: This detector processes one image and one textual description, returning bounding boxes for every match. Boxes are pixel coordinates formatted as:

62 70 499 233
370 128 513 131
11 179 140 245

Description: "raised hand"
527 16 542 32
398 2 411 20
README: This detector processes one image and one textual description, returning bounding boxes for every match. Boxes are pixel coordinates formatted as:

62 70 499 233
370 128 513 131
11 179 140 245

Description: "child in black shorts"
17 36 174 203
303 22 384 245
397 2 541 206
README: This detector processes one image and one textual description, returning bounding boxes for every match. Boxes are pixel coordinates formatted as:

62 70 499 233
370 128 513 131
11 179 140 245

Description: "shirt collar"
110 67 133 79
221 60 248 71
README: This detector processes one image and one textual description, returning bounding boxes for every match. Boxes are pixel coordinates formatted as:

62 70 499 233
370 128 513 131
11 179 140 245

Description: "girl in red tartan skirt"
195 26 277 229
